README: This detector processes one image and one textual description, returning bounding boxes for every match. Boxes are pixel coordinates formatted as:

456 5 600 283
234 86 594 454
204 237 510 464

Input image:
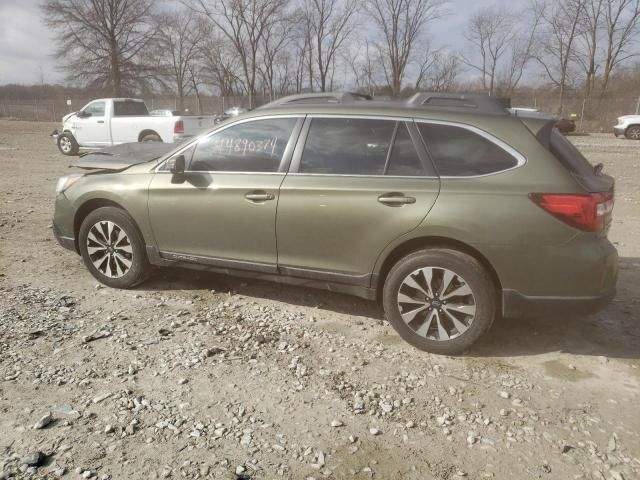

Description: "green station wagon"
52 92 618 354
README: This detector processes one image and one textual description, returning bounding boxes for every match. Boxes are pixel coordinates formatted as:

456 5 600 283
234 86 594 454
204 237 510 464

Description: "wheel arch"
73 198 139 253
138 129 162 142
375 236 503 307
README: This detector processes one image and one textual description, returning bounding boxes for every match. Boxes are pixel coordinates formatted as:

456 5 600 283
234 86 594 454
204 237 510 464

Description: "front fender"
63 172 155 247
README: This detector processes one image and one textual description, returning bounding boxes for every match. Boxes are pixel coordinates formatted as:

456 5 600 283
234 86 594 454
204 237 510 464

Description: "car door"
276 115 440 286
147 115 303 272
73 100 110 146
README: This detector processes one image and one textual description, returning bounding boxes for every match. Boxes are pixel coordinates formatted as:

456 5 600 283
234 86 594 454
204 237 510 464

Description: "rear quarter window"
113 101 149 116
418 123 519 176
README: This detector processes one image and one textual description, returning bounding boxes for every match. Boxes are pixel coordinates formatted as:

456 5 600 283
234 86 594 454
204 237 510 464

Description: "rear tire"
140 133 162 142
57 133 79 156
625 126 640 140
78 207 150 288
382 248 496 355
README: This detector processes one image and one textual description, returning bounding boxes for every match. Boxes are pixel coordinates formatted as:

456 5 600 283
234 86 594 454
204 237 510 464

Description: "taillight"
529 192 614 232
174 120 184 134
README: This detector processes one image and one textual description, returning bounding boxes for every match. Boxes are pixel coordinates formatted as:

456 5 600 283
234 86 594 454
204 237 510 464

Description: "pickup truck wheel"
382 248 496 355
140 133 162 142
58 133 79 156
78 207 150 289
625 126 640 140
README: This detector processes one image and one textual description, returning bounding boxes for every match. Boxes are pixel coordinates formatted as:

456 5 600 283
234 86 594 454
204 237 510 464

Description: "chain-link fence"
2 92 639 131
0 94 274 123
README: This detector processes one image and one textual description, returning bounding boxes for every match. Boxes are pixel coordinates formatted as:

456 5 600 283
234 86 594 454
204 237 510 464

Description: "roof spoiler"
510 110 559 148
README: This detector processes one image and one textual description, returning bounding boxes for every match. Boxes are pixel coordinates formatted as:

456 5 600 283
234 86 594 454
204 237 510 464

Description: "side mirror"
77 110 91 118
167 154 185 175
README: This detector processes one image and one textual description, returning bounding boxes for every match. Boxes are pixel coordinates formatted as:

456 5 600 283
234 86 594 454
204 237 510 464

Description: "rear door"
276 115 440 286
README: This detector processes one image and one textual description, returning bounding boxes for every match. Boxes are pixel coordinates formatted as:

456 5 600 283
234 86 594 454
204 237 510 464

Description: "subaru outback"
52 92 618 355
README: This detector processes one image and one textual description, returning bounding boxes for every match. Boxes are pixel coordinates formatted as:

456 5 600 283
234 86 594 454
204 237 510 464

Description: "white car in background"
613 115 640 140
51 98 217 155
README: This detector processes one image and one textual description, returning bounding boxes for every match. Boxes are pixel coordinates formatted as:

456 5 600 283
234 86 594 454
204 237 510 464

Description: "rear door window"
189 117 297 172
418 123 518 176
113 101 149 116
299 118 395 175
386 124 425 176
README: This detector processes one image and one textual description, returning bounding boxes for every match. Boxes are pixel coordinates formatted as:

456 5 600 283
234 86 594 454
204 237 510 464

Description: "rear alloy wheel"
382 248 496 355
625 126 640 140
78 207 150 288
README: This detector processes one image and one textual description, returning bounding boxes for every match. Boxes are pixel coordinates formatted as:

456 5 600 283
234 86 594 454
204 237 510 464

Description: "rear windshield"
549 129 594 176
548 128 613 193
113 101 148 116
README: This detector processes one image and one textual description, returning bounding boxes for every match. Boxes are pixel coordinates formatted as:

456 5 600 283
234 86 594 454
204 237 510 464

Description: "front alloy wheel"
383 248 496 355
86 220 133 278
626 126 640 140
78 207 150 288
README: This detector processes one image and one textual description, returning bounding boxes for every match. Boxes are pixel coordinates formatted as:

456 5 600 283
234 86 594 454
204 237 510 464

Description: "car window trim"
154 114 305 174
288 114 439 179
413 118 527 178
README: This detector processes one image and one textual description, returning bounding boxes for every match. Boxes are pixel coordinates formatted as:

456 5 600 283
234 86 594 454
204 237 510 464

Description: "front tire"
78 207 150 288
625 126 640 140
57 133 79 156
382 248 496 355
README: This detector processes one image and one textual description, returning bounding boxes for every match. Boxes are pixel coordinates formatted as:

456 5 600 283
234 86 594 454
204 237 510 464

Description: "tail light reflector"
174 120 184 134
529 192 614 232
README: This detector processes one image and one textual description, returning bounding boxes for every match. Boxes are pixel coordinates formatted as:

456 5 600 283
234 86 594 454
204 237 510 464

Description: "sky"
0 0 529 86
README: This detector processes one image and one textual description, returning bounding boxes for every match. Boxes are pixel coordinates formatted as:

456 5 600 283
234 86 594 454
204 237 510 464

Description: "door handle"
245 191 275 202
97 120 104 123
377 193 416 206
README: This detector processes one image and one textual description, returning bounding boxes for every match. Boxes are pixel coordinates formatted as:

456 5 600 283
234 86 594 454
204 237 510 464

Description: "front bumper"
613 126 625 137
52 192 78 253
53 222 76 252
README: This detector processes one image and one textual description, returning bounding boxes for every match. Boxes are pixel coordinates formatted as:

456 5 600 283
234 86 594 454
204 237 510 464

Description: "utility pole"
636 96 640 115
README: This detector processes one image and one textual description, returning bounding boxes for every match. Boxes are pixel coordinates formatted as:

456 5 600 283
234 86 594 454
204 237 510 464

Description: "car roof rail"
258 92 374 108
407 92 510 114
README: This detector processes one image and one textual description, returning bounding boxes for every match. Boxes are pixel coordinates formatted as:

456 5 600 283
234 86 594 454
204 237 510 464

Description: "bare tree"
303 0 359 92
151 9 209 111
418 50 462 92
463 7 517 96
535 0 587 113
498 0 545 98
191 0 289 108
259 12 292 100
365 0 447 97
601 0 640 95
42 0 156 96
201 36 244 96
577 0 604 98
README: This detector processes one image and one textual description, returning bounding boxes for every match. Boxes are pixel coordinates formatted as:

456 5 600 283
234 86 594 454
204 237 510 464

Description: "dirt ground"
0 120 639 480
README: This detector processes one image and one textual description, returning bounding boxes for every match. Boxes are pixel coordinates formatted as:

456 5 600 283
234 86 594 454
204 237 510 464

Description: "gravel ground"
0 120 639 480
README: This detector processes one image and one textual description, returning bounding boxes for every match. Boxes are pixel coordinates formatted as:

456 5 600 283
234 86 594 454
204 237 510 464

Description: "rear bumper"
502 287 616 318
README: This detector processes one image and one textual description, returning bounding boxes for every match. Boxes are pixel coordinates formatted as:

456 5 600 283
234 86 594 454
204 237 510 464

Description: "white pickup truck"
51 98 218 155
613 115 640 140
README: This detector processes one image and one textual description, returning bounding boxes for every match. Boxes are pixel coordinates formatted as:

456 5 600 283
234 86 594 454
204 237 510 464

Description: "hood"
62 111 77 123
71 142 175 171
